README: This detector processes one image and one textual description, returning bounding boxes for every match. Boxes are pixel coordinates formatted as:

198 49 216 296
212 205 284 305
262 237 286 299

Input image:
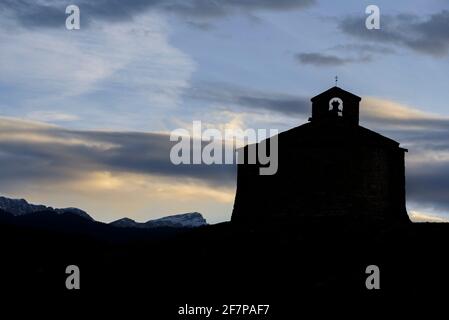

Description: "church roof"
311 86 361 102
277 122 406 150
241 86 406 152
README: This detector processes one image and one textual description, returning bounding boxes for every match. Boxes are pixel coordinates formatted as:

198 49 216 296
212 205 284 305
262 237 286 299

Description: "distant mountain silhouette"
0 195 207 230
110 212 207 229
0 196 93 221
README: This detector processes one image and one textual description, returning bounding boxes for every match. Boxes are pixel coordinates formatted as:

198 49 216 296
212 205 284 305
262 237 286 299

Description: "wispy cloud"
0 11 196 128
25 111 80 122
0 0 316 28
295 52 371 66
339 10 449 57
0 117 236 189
185 81 310 116
361 97 449 130
409 211 448 223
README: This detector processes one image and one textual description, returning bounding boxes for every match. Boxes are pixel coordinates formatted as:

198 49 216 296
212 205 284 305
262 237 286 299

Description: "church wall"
231 142 407 224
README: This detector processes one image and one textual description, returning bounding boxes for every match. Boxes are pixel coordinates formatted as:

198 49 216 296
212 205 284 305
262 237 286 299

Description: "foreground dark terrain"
1 209 448 315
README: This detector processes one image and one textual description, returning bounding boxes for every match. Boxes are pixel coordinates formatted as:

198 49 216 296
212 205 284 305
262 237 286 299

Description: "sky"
0 0 449 223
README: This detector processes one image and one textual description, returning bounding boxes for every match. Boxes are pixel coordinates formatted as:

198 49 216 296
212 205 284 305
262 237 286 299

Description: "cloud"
361 97 449 130
406 160 449 212
0 117 236 190
25 111 80 122
339 10 449 57
409 211 448 223
330 43 396 55
237 95 309 115
11 169 235 223
295 52 371 66
186 81 310 116
0 0 316 28
186 20 215 31
0 11 196 129
0 13 194 98
296 43 397 67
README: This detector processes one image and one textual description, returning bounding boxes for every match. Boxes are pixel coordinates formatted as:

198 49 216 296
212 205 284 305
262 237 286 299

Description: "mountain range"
0 195 207 229
110 213 207 229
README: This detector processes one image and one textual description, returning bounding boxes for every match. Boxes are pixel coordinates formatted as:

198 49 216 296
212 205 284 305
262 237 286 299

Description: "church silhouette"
231 86 410 225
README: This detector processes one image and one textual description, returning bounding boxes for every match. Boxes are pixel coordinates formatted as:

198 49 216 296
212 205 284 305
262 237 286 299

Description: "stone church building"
231 86 410 225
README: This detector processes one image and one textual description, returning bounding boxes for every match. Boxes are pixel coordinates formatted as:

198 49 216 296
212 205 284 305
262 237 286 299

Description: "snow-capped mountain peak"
145 212 207 228
1 195 208 229
110 212 207 229
0 196 93 221
109 217 139 228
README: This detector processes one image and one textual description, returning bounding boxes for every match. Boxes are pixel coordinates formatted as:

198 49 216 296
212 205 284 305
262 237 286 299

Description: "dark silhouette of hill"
1 208 449 313
0 208 191 243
